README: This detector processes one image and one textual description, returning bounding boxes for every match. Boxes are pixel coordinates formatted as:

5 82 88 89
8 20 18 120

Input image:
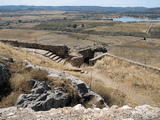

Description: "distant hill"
146 7 160 13
147 7 160 11
0 5 148 12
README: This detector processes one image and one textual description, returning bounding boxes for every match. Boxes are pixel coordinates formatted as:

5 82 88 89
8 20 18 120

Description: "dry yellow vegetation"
0 42 65 70
95 56 160 107
85 22 160 33
107 46 160 68
12 23 40 28
0 29 97 47
0 29 160 68
0 29 49 40
0 42 132 108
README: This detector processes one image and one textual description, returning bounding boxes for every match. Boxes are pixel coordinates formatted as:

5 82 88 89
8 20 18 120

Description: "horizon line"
0 5 159 8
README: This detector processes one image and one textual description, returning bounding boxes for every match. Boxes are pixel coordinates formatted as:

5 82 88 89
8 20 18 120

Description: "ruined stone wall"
0 40 69 58
91 53 160 72
69 46 107 67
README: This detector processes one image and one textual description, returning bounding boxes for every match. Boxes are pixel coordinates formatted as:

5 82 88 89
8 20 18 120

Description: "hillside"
0 39 160 119
0 43 160 120
0 5 148 12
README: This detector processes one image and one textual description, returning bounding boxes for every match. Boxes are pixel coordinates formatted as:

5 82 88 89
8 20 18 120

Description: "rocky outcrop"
0 56 14 63
16 80 71 111
0 40 69 58
0 62 10 87
15 60 107 111
0 62 11 101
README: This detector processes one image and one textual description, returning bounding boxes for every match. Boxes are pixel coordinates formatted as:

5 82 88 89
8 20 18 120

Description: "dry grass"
0 42 66 107
68 71 136 107
0 42 135 107
85 22 160 33
0 42 66 70
91 80 136 107
0 41 159 108
107 46 160 68
0 92 22 108
68 33 90 40
95 56 160 107
0 42 81 107
12 23 40 29
0 29 159 68
0 29 50 40
0 60 50 107
0 29 96 47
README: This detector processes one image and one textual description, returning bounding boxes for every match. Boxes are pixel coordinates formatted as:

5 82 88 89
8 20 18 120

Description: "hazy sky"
0 0 160 8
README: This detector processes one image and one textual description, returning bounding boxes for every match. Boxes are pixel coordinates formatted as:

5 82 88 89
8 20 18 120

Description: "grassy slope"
95 56 160 107
0 42 67 107
0 42 132 108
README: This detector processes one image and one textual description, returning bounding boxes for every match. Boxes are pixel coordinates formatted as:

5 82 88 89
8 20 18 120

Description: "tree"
18 20 22 23
72 24 77 28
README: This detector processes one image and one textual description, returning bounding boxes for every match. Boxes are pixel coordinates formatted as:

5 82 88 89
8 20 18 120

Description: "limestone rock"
1 104 159 120
21 60 108 109
15 80 70 111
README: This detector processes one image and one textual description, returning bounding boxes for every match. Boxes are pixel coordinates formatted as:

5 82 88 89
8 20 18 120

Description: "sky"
0 0 160 8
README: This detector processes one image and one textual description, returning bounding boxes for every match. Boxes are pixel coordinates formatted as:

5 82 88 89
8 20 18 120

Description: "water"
107 16 160 22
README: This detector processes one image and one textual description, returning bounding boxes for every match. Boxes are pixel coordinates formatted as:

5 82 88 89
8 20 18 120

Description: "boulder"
0 56 15 62
64 75 108 108
16 60 108 111
0 62 10 87
15 80 70 111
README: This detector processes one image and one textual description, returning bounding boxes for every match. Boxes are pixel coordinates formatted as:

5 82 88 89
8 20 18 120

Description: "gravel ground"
0 104 160 120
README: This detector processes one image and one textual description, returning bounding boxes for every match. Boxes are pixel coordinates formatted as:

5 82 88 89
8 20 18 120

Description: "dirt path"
16 47 158 107
87 68 157 107
63 62 157 107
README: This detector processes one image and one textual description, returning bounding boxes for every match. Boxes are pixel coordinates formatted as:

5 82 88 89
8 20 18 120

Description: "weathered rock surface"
16 80 71 111
0 62 10 87
0 104 160 120
16 60 107 111
0 62 11 101
0 56 14 63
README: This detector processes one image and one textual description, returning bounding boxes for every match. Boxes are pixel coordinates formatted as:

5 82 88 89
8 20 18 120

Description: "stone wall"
0 40 69 58
91 53 160 72
69 46 107 67
89 53 107 66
